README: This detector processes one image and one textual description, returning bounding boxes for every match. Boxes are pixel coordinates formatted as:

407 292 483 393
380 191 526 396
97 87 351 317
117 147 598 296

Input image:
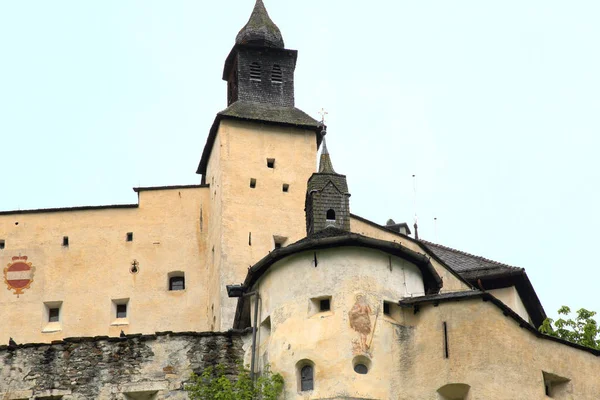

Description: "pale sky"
1 1 599 319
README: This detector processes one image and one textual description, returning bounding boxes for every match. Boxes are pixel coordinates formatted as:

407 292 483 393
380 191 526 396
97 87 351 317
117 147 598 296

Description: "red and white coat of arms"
3 256 35 296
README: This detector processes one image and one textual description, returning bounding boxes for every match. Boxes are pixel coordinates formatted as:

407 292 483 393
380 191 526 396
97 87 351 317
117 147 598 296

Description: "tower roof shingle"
236 0 284 48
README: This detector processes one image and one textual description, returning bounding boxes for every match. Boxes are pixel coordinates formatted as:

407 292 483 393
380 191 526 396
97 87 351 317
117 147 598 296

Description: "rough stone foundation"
0 331 247 400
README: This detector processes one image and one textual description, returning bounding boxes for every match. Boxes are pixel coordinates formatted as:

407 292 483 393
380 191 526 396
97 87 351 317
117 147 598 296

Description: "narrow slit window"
62 236 69 247
271 64 283 83
267 158 275 168
300 365 314 391
126 232 133 242
0 240 5 250
169 276 185 291
282 183 289 192
250 178 257 188
116 304 127 319
48 308 60 322
250 62 262 81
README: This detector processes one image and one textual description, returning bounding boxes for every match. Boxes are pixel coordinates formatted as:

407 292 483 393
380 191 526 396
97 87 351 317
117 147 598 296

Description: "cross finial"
318 108 328 125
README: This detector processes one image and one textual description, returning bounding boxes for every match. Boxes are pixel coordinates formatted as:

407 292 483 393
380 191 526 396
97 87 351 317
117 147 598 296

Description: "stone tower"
196 0 323 329
305 132 351 234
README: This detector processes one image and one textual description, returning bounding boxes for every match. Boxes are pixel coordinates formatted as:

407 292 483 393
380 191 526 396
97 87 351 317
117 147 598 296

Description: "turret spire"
318 136 336 173
236 0 285 48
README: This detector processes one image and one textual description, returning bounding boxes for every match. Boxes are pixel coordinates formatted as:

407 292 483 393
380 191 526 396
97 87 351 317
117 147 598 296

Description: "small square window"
274 242 282 249
48 308 60 322
267 158 275 168
126 232 133 242
0 240 4 250
169 276 185 291
319 299 331 312
116 304 127 319
282 183 289 192
383 302 391 315
250 178 257 188
62 236 69 247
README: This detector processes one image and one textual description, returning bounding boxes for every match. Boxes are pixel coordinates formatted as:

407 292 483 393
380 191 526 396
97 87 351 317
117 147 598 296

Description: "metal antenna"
434 217 438 243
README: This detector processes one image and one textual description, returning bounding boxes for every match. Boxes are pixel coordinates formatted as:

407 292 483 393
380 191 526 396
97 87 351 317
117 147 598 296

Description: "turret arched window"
271 64 283 84
249 62 262 81
326 209 336 221
300 365 314 391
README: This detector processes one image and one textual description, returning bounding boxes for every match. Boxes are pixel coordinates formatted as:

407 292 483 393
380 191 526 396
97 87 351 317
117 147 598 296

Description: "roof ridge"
421 240 522 270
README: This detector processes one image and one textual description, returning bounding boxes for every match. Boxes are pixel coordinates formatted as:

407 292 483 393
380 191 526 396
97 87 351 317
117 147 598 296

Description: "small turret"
305 130 351 235
236 0 285 48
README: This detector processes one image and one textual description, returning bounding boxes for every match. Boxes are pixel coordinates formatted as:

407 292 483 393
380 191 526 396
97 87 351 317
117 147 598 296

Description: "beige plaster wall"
251 247 425 399
250 247 600 399
0 187 210 344
350 216 471 294
397 299 600 399
489 286 530 323
205 119 318 330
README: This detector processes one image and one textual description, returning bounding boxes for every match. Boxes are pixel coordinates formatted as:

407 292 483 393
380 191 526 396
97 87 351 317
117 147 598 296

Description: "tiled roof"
421 240 523 278
218 101 320 128
236 0 284 48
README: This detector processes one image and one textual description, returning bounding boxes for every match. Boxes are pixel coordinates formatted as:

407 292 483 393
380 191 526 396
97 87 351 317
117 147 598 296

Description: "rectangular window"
62 236 69 247
267 158 275 168
319 298 331 312
0 240 4 249
282 183 289 192
169 276 185 291
250 178 257 188
116 304 127 319
126 232 133 242
383 301 391 316
48 308 60 322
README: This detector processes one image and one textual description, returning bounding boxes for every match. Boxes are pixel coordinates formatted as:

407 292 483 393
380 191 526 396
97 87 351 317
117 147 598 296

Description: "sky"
1 1 599 319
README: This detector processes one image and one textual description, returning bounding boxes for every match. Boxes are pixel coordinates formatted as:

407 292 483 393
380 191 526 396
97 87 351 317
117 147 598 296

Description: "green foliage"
539 306 600 350
185 364 284 400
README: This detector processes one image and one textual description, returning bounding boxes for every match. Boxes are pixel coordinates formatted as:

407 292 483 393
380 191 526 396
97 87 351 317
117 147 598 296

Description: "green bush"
185 364 284 400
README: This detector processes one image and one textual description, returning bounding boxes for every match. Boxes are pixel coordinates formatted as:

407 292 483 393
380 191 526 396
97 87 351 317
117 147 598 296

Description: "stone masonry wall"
0 331 247 400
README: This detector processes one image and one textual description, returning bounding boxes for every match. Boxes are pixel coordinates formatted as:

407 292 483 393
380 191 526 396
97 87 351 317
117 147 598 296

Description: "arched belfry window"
300 365 314 391
326 209 336 221
250 62 261 81
271 64 283 84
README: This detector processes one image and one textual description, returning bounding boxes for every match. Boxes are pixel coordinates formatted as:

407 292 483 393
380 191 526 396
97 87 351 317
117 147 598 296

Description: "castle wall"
250 247 425 399
0 187 210 344
204 119 318 330
0 331 246 400
350 216 471 293
247 245 600 399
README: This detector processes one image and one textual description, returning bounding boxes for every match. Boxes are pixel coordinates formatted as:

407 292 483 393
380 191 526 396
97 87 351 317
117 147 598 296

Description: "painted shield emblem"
4 256 35 296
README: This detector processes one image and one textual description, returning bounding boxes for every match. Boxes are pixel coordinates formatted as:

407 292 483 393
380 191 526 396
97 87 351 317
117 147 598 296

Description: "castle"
1 1 600 399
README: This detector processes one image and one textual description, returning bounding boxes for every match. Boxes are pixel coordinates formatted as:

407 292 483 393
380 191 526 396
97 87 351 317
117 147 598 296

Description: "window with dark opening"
267 158 275 168
48 308 60 322
250 178 257 188
326 209 336 221
354 363 368 374
250 62 261 81
383 302 391 316
275 242 282 249
62 236 69 247
126 232 133 242
271 64 283 84
300 365 314 391
319 298 330 312
282 183 289 192
116 304 127 319
169 276 185 291
0 240 5 250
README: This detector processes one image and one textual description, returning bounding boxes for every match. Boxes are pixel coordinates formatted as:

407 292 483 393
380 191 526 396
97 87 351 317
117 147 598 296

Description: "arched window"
271 64 283 83
169 274 185 291
326 209 336 221
249 62 261 81
300 365 314 391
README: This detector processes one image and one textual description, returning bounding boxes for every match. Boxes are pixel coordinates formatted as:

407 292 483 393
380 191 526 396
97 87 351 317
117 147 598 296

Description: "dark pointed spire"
318 135 336 174
236 0 285 48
